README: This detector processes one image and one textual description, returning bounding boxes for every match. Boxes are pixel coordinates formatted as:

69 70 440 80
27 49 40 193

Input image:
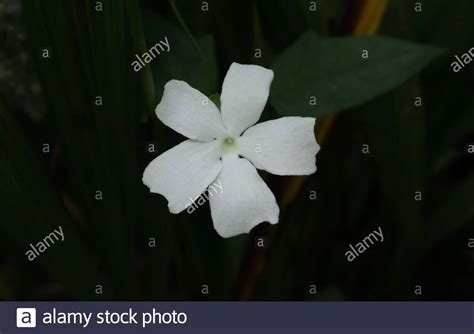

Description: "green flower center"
221 136 238 155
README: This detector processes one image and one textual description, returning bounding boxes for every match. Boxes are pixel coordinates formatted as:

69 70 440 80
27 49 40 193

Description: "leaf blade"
270 31 441 117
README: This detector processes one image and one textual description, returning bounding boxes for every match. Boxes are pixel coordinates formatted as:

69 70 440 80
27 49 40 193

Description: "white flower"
143 63 320 238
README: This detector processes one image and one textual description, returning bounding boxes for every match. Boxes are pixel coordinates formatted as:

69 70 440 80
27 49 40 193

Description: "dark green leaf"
270 31 441 117
209 93 221 109
425 173 474 253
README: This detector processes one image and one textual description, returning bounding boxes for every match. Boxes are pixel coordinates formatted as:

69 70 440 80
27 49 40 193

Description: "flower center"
221 136 238 155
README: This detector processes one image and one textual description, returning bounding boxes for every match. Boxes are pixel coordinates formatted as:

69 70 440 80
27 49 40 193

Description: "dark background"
0 0 473 301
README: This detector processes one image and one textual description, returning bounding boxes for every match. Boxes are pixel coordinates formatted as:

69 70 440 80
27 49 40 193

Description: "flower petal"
156 80 227 141
209 155 279 238
143 140 222 214
238 117 319 175
220 63 274 136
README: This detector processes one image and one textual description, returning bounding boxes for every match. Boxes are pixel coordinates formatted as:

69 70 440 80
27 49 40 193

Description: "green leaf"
424 173 474 253
209 93 221 109
270 31 441 117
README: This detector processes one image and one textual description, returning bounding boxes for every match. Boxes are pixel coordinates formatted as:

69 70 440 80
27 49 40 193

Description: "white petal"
238 117 319 175
143 140 222 214
220 63 274 136
209 155 279 238
156 80 227 141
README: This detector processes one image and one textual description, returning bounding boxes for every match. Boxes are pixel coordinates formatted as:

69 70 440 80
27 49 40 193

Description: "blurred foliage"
0 0 472 301
0 0 44 119
143 13 217 100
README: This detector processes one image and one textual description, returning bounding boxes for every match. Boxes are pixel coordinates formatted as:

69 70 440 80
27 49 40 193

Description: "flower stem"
168 0 206 61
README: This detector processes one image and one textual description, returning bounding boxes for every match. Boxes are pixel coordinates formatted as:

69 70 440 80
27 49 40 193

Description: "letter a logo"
16 308 37 328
